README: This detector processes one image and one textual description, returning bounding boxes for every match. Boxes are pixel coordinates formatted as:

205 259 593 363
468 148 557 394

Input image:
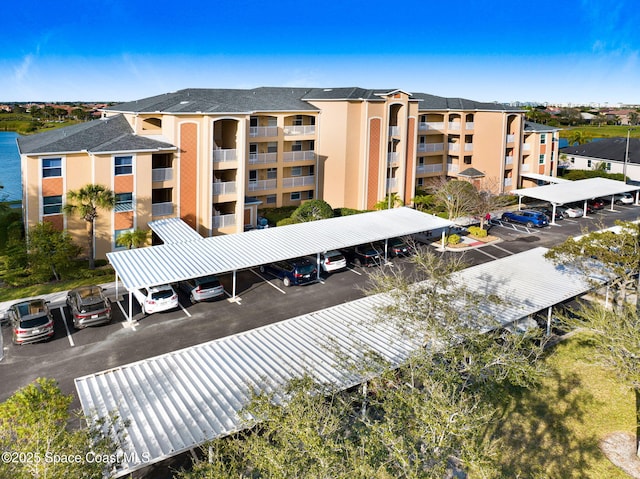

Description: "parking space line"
475 248 498 260
178 302 192 318
249 269 287 294
347 267 363 276
488 244 514 255
116 301 137 331
58 307 75 347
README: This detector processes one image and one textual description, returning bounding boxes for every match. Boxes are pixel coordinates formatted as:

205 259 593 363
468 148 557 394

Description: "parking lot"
1 202 639 409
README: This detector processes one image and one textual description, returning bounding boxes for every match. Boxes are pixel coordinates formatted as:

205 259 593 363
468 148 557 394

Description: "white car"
602 193 634 205
178 275 225 303
310 250 347 273
557 206 583 218
133 284 179 315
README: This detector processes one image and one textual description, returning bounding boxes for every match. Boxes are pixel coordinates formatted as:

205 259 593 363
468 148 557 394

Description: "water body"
0 131 21 201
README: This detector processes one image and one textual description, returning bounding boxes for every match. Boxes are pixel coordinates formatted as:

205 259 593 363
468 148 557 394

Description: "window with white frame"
304 190 313 200
43 195 62 215
540 133 546 144
606 162 611 171
291 166 302 176
267 142 277 153
290 192 301 201
115 192 133 212
114 156 133 175
539 154 545 164
249 170 258 181
267 168 277 179
291 141 302 152
42 158 62 178
587 159 592 168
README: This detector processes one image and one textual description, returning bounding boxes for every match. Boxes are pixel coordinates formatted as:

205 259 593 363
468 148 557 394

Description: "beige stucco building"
17 87 559 260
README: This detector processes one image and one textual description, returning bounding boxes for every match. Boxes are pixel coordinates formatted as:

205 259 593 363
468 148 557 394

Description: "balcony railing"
283 125 315 135
282 175 315 188
448 122 461 130
248 152 277 164
447 164 459 173
152 168 173 182
448 143 460 153
417 163 443 174
465 122 474 130
213 148 237 162
248 179 277 191
417 143 444 153
521 163 530 172
249 126 278 137
421 122 445 130
283 150 316 162
464 143 473 152
505 156 514 165
213 181 236 196
387 151 399 164
504 177 513 186
522 143 532 151
212 213 236 229
152 202 174 217
389 126 400 137
506 134 515 143
386 178 398 190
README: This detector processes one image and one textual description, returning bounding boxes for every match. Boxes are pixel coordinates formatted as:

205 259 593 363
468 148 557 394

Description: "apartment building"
17 86 548 260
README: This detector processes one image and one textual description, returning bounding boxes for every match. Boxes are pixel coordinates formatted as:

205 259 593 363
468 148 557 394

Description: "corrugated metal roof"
75 247 596 477
148 218 203 244
520 173 571 184
107 208 453 290
512 177 640 204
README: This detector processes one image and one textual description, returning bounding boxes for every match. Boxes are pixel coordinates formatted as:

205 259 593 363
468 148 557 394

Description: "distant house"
560 137 640 181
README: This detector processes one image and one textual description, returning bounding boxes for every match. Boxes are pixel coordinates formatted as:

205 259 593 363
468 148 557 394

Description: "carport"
520 172 571 184
107 208 454 321
511 177 640 225
76 247 600 478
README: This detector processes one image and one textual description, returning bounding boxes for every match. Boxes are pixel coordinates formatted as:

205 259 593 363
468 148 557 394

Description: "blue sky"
1 0 638 105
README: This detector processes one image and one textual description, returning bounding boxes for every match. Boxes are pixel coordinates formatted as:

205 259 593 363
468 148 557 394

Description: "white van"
133 284 179 315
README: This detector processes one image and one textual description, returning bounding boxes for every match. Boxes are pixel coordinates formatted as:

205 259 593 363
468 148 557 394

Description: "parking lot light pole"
624 128 631 183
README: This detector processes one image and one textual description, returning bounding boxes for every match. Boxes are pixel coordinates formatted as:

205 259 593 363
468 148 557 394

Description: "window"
308 165 314 176
464 156 472 165
291 141 302 152
606 162 612 171
266 195 276 204
587 159 592 168
249 143 258 154
540 134 547 144
249 170 258 181
42 158 62 178
267 168 277 179
115 193 133 212
115 156 133 175
152 188 172 204
291 167 302 177
250 117 258 127
417 178 424 187
114 228 133 249
43 195 62 215
267 142 277 153
293 115 303 126
304 190 313 200
539 154 545 164
290 192 301 201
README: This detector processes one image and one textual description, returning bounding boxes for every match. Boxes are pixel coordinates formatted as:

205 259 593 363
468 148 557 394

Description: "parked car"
375 237 412 257
259 258 318 286
133 284 179 315
178 275 225 303
500 210 548 228
531 207 564 221
587 198 604 210
556 205 584 218
8 299 54 345
567 202 594 214
342 244 382 267
310 250 347 273
66 285 112 329
601 192 634 205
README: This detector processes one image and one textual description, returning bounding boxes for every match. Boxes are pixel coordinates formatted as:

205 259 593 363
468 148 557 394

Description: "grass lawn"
560 125 640 139
493 335 635 478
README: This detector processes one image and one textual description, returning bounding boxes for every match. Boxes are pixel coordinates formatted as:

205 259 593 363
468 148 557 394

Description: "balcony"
213 181 237 196
386 178 398 191
505 156 514 165
464 143 473 152
282 175 315 188
213 148 237 162
506 134 515 143
448 144 460 153
212 213 236 229
248 152 277 164
416 163 443 174
387 151 399 165
388 126 400 137
152 202 174 217
249 126 278 137
504 177 513 187
283 125 315 136
152 168 173 182
521 163 530 172
420 122 445 131
448 122 461 130
248 179 277 192
523 143 532 151
283 150 316 162
447 164 459 173
465 122 474 130
417 143 444 153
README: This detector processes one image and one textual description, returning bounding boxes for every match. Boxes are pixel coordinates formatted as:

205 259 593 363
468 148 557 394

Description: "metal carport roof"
520 172 571 184
512 177 640 205
148 218 204 244
107 208 453 291
76 247 597 478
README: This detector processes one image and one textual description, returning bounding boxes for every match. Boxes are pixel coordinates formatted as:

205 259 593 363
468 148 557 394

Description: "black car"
531 207 564 221
375 237 412 257
342 244 382 267
259 258 318 287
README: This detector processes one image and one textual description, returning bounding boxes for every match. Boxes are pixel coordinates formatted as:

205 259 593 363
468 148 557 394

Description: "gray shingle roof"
17 115 176 155
524 121 560 133
302 87 407 101
560 137 640 164
411 92 520 112
105 88 319 114
457 167 485 178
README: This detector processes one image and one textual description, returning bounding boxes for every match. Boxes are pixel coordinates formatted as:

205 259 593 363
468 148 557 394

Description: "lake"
0 131 21 201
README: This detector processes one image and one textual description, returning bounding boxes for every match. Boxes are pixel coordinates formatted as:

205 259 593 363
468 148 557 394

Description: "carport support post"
546 306 552 336
232 270 237 300
384 239 388 263
115 272 119 300
441 230 446 250
608 196 615 212
550 204 558 226
316 253 321 280
128 291 133 323
582 200 588 218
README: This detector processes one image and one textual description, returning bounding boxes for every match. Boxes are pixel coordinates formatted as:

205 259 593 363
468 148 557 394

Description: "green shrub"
333 207 366 217
276 217 297 227
468 226 488 238
447 234 461 245
258 206 297 226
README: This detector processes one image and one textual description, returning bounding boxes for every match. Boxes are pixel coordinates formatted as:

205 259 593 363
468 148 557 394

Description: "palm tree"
567 130 591 146
116 229 149 249
63 184 115 269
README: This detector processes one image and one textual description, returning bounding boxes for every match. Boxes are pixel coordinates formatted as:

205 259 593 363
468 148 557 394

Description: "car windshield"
326 252 344 261
80 301 108 313
151 289 174 300
296 263 315 275
19 316 49 329
198 278 221 289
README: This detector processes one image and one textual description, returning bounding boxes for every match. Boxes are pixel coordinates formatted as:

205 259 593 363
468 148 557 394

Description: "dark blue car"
259 258 317 287
501 210 548 227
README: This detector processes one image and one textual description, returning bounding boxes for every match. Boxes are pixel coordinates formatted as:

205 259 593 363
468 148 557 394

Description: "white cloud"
13 54 33 82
